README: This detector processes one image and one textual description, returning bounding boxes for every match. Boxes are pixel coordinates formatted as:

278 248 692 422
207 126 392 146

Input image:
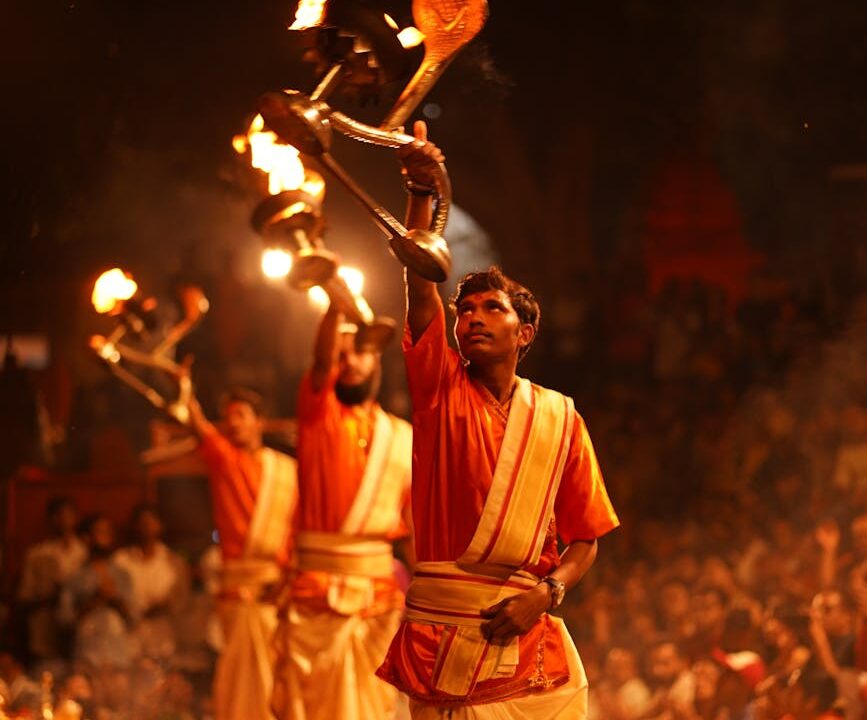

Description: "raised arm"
397 120 446 343
310 304 342 392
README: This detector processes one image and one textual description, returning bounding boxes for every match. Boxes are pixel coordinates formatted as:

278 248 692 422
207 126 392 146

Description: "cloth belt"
404 561 541 698
295 531 394 578
219 558 282 601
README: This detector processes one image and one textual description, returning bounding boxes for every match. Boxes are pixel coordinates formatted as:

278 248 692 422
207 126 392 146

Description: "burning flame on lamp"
287 1 424 48
262 248 294 280
92 268 138 314
233 115 311 196
289 0 327 30
308 266 369 314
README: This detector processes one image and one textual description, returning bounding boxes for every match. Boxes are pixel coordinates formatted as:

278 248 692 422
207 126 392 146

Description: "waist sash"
219 558 282 600
295 531 395 615
296 531 394 578
405 561 540 697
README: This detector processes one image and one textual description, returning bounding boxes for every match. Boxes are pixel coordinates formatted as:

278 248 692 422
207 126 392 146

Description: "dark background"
2 0 867 492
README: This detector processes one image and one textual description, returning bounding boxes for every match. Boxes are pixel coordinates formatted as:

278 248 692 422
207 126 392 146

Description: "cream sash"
295 532 395 615
245 448 298 560
295 532 394 578
405 561 540 697
459 378 574 568
340 409 412 537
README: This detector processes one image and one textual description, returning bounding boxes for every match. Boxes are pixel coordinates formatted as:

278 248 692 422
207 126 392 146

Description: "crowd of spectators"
2 498 220 719
568 276 867 719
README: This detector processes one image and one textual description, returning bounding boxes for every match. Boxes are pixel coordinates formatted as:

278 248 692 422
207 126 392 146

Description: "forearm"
311 304 342 391
187 395 216 439
550 539 598 592
405 195 441 343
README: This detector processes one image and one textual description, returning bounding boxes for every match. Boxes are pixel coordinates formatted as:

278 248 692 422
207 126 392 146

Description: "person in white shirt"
17 497 87 663
112 504 189 660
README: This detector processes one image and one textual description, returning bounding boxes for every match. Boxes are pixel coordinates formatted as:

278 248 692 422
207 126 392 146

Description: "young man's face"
453 289 533 367
223 401 263 450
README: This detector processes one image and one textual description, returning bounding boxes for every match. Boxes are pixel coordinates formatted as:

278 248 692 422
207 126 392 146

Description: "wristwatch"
540 576 566 610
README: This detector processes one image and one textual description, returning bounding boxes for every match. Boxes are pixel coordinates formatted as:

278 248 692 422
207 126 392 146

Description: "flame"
397 26 425 48
307 266 365 311
262 248 294 279
233 114 306 195
92 268 138 314
290 0 326 30
338 266 364 296
307 285 329 311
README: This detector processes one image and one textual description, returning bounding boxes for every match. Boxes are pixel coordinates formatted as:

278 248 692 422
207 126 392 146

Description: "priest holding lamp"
376 121 620 720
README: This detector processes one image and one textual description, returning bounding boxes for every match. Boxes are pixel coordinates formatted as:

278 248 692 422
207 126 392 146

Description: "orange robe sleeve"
554 413 620 544
197 427 260 562
402 301 458 413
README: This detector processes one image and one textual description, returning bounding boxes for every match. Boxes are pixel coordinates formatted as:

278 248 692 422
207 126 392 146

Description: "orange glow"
92 268 138 314
233 114 306 195
397 26 425 48
289 0 327 30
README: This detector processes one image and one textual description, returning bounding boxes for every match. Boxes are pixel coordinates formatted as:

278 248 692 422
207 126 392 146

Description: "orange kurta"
293 369 407 611
376 302 619 705
199 428 292 568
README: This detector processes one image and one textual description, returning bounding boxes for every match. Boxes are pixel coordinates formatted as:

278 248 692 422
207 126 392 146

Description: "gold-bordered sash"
405 562 539 697
459 379 574 568
340 409 411 537
245 447 298 560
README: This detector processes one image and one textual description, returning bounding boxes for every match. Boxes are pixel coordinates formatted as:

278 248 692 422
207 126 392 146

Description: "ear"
517 323 535 351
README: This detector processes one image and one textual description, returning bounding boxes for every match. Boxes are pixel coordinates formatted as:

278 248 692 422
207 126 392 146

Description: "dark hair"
221 387 265 418
449 267 541 360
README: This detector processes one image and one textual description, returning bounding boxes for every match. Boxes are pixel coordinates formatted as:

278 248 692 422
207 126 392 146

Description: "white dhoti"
272 533 403 720
214 560 281 720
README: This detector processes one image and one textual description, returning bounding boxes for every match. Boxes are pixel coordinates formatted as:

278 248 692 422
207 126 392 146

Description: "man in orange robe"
187 388 298 720
271 307 413 720
376 123 620 719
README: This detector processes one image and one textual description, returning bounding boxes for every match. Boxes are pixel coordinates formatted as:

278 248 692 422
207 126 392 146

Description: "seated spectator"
643 637 696 718
590 646 652 719
17 497 87 664
59 515 136 669
112 505 189 661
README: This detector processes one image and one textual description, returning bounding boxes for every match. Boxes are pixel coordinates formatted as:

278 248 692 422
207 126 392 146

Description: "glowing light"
290 0 326 30
397 26 425 48
384 13 399 30
92 268 138 314
338 266 364 296
233 114 306 195
307 285 329 310
261 248 293 279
